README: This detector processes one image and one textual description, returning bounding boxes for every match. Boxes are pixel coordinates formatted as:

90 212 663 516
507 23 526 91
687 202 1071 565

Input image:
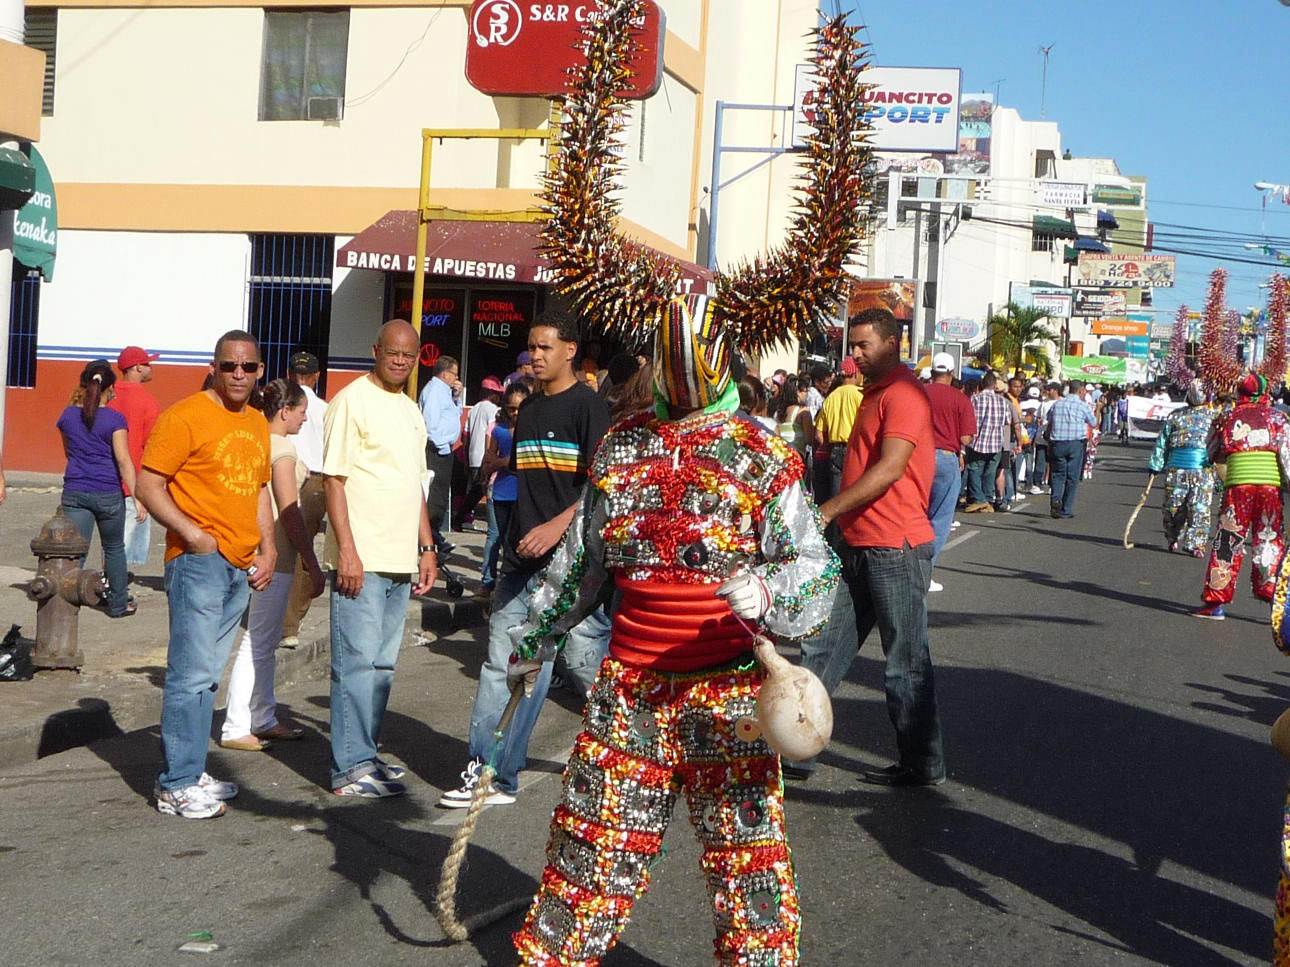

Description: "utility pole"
1038 44 1054 120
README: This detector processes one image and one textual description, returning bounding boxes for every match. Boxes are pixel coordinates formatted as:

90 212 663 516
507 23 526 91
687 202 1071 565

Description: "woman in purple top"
56 359 142 617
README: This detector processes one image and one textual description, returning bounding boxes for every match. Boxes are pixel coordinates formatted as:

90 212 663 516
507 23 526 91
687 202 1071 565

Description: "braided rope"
433 762 498 942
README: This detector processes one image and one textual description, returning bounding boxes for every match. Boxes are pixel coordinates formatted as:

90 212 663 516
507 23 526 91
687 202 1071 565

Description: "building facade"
8 0 818 471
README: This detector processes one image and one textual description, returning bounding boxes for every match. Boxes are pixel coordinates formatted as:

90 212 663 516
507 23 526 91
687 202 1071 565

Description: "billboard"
1076 254 1175 288
1037 181 1087 208
1073 289 1127 317
847 279 918 321
797 66 961 153
935 317 981 341
1011 284 1072 319
464 0 665 99
1061 355 1127 383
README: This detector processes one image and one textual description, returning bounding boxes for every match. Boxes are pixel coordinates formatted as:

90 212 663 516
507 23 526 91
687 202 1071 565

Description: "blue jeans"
964 448 1001 506
60 488 129 615
479 499 514 591
1050 439 1086 516
122 496 152 566
1032 445 1048 489
329 571 412 787
789 541 944 780
158 551 250 790
467 567 610 794
928 450 961 565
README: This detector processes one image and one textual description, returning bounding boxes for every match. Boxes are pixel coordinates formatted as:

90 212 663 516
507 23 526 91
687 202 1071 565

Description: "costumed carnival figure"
1195 373 1290 619
508 295 839 965
502 2 873 963
1147 378 1217 557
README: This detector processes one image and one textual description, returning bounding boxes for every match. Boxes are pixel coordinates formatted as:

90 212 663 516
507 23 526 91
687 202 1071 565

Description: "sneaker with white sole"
928 579 944 592
374 759 406 781
155 782 225 819
198 772 238 800
334 773 407 798
436 758 517 808
1028 485 1043 495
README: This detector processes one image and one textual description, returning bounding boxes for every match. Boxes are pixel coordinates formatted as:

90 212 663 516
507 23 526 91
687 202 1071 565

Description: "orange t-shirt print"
142 392 271 568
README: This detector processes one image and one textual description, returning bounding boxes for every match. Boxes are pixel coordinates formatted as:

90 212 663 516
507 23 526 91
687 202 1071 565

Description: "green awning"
1033 214 1078 239
0 146 36 210
13 144 57 281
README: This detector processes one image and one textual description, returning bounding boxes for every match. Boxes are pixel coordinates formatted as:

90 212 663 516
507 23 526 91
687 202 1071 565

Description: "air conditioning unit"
307 96 343 121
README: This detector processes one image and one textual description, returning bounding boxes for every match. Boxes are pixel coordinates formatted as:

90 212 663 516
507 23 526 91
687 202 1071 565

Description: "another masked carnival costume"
1147 379 1217 557
505 4 872 963
1201 374 1290 606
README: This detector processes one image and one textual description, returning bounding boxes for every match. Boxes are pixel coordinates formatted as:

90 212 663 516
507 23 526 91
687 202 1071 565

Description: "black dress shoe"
1049 504 1062 519
861 764 946 787
781 764 812 782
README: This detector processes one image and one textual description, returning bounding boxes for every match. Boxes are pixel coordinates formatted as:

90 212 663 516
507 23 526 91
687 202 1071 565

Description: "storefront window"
466 289 535 403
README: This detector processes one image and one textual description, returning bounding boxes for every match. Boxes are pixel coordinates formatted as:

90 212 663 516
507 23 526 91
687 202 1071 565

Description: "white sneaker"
1028 485 1043 495
279 635 300 649
197 772 238 800
436 758 517 808
928 580 944 593
155 782 225 819
950 521 961 530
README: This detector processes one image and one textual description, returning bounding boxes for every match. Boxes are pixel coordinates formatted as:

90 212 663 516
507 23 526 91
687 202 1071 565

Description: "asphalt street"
1 441 1286 966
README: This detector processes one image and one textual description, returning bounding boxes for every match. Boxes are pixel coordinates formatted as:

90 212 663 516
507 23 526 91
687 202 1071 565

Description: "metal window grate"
246 234 334 393
9 262 40 388
24 9 57 116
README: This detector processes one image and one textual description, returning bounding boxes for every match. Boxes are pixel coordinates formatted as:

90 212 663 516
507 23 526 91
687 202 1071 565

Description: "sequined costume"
509 397 838 966
1202 376 1290 605
1148 402 1218 555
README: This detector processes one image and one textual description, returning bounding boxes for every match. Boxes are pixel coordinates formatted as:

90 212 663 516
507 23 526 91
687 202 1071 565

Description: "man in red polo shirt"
786 306 945 787
109 345 161 566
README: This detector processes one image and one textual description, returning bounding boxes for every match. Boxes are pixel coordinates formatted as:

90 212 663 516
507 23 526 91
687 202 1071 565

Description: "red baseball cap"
840 356 859 377
117 346 160 370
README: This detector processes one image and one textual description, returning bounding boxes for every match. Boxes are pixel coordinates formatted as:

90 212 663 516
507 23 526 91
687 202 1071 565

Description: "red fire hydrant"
26 508 105 670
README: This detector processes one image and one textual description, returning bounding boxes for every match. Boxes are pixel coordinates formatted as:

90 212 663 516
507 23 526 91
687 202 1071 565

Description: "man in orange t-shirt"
784 307 945 788
137 329 275 819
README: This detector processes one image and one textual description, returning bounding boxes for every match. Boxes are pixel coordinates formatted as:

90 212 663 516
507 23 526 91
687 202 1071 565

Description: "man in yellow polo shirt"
813 356 863 502
324 319 439 797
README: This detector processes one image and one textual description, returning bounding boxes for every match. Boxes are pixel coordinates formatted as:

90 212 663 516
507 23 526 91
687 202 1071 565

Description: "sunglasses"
217 360 262 374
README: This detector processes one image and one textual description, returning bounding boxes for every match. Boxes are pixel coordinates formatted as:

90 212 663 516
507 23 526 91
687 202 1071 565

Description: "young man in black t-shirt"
438 312 611 807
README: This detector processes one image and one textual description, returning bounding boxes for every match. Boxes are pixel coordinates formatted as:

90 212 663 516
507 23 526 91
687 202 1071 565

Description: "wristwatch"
418 544 436 555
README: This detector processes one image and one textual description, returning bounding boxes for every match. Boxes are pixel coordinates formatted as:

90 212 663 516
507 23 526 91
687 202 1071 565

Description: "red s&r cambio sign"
465 0 666 99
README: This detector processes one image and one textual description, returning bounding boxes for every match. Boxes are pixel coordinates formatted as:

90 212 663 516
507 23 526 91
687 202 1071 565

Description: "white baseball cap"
931 352 956 373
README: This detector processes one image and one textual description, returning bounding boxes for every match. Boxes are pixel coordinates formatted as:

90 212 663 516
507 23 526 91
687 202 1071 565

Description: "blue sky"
837 0 1290 317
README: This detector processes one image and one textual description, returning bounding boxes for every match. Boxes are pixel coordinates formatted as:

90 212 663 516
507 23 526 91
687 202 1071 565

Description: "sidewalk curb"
0 596 486 771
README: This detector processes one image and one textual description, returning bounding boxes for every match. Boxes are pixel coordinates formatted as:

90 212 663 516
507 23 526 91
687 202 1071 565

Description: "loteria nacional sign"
465 0 665 99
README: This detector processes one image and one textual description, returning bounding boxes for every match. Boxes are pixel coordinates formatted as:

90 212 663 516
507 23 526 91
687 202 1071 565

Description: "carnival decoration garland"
539 0 872 355
1261 274 1288 383
1165 303 1195 388
1199 268 1243 396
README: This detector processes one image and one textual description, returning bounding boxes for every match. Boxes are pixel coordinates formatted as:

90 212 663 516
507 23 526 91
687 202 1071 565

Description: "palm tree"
988 302 1061 376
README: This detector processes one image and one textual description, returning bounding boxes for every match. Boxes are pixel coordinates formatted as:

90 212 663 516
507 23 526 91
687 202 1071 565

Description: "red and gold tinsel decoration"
1260 274 1288 383
1164 303 1194 388
1199 268 1242 397
539 0 873 354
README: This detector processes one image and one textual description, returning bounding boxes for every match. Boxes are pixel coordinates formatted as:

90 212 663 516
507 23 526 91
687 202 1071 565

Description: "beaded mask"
653 295 732 411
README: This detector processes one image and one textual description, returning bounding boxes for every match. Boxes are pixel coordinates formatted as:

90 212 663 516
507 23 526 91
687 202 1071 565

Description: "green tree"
988 302 1061 376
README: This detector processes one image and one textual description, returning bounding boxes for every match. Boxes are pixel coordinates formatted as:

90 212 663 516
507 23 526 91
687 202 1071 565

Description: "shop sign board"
1075 253 1175 288
1036 181 1087 208
1091 318 1149 336
1011 283 1072 319
1073 289 1127 317
465 0 665 99
795 66 961 152
935 317 980 340
13 143 56 280
847 278 918 321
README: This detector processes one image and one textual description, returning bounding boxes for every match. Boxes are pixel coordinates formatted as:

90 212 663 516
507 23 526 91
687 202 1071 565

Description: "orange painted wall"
5 360 370 473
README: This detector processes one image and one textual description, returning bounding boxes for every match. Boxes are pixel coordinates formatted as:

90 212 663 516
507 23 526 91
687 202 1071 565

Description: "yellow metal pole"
408 131 433 398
